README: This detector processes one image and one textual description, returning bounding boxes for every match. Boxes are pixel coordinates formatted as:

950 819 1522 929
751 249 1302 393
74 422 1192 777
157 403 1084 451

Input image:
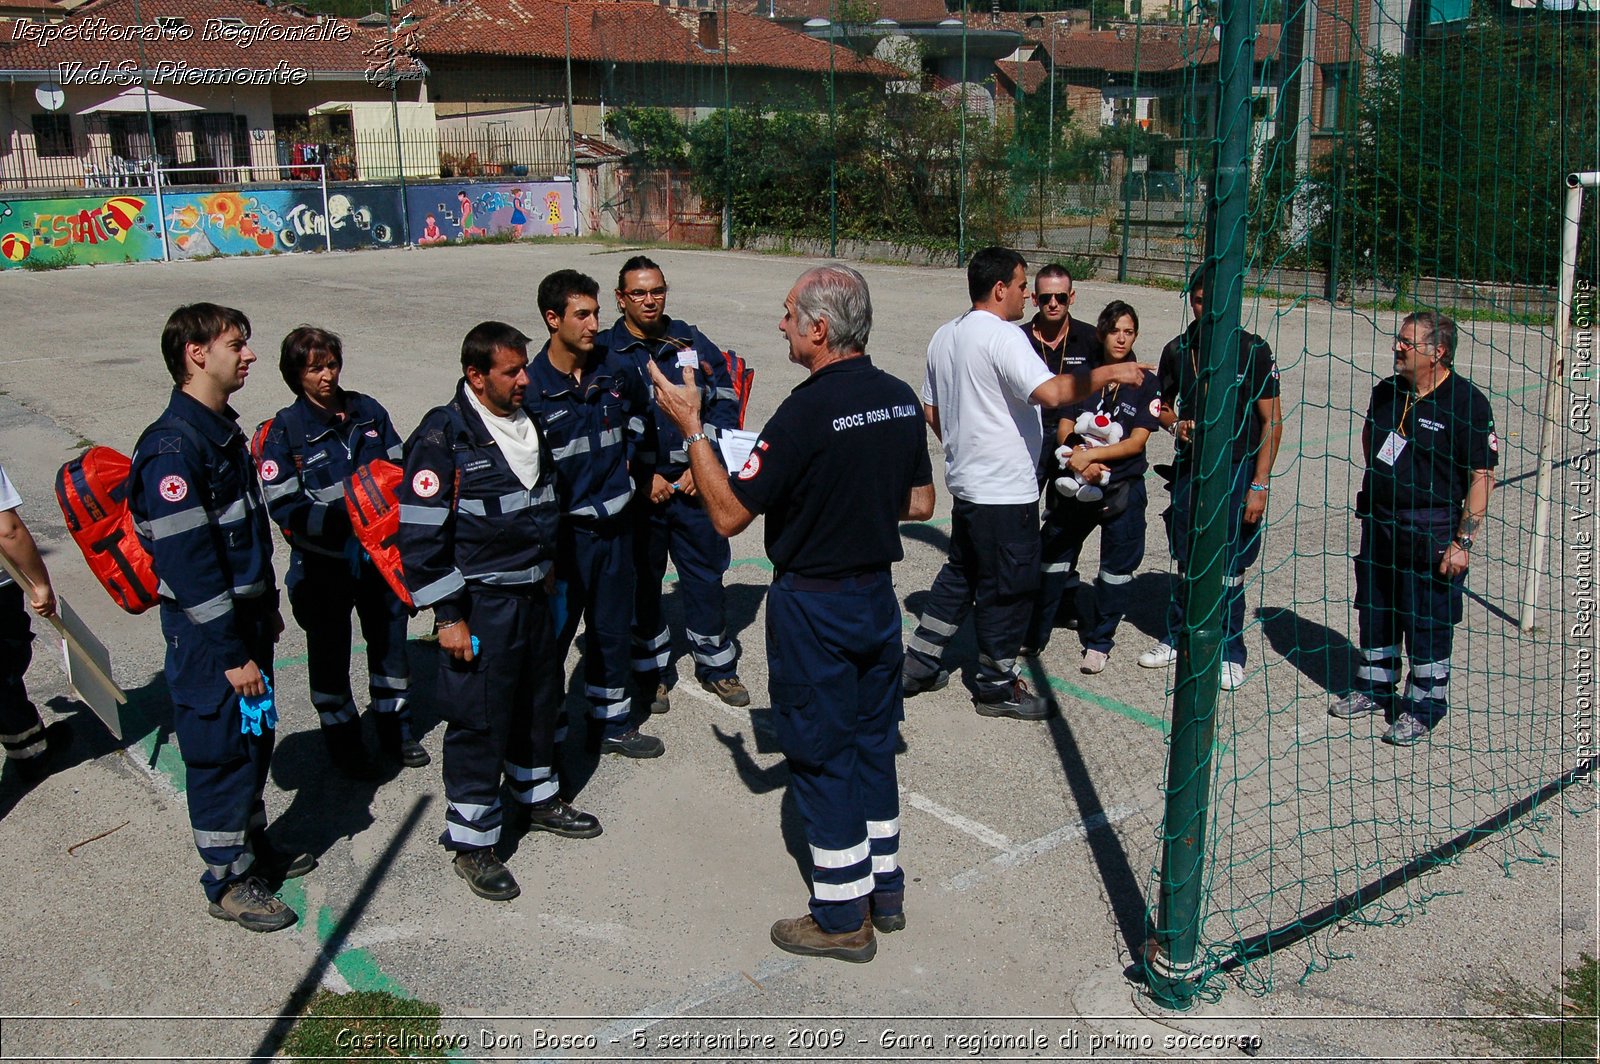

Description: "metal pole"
1521 171 1599 631
565 4 580 228
722 0 732 249
828 5 837 258
957 0 968 267
320 163 332 253
1118 8 1142 283
387 0 410 244
153 156 169 262
1145 0 1256 1012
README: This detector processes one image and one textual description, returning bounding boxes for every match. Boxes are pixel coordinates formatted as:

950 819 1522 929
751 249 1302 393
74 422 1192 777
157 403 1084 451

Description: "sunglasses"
1035 292 1071 306
623 287 668 302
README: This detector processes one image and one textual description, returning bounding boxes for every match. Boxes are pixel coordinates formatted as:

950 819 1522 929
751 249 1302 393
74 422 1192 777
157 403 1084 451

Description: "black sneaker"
903 669 950 697
871 891 906 933
208 877 297 932
453 848 520 901
373 714 431 768
599 728 664 758
522 798 602 839
974 679 1052 721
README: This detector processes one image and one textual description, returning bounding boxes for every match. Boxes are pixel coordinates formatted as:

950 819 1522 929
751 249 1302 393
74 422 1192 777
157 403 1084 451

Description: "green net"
568 0 1597 999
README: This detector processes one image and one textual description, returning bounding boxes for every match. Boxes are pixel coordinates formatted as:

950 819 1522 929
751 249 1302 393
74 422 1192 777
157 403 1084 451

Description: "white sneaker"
1080 649 1109 674
1138 642 1177 669
1220 661 1245 691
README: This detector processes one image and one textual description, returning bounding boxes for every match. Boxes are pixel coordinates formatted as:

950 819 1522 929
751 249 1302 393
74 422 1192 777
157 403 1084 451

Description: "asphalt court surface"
0 242 1591 1062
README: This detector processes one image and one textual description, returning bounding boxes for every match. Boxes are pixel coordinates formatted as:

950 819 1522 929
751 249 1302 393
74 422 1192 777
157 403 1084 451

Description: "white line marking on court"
562 956 802 1058
944 803 1144 892
902 790 1012 850
341 923 429 950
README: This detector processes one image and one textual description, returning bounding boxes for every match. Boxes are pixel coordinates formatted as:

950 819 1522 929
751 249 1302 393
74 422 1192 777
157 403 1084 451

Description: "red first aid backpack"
345 459 414 609
55 447 161 614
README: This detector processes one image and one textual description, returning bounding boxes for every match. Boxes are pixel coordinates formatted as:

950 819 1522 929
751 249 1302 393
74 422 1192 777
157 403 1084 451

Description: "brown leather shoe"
769 914 876 963
700 677 751 708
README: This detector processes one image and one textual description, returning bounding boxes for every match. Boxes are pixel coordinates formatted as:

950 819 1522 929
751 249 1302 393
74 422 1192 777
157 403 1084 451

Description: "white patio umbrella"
78 87 204 114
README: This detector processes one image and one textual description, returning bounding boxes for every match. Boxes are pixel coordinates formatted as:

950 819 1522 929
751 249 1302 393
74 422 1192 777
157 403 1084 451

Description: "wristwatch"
683 432 709 447
1453 534 1474 551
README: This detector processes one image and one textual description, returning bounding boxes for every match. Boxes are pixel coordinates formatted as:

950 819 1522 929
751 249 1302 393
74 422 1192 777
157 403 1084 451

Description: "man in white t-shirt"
902 247 1151 719
0 461 68 783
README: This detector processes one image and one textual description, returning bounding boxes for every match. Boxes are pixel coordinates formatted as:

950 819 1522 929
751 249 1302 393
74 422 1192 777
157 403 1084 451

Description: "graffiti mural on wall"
165 188 406 259
0 180 577 269
0 193 165 267
409 181 576 246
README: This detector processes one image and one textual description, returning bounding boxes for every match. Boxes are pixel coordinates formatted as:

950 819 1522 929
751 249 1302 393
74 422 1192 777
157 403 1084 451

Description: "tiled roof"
411 0 903 77
0 0 68 13
0 0 420 75
993 56 1049 94
1045 24 1282 73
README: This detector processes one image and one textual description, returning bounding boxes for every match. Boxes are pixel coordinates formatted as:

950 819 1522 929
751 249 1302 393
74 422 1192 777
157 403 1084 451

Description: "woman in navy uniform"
1025 301 1161 674
1330 312 1496 745
257 327 426 776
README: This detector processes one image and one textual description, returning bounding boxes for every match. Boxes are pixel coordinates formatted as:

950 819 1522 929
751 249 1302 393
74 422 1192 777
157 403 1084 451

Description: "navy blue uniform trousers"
438 587 562 852
162 597 277 903
558 521 636 739
1027 479 1148 654
1353 507 1463 726
0 584 47 768
286 552 413 739
632 494 738 687
904 499 1040 699
767 571 904 934
1162 461 1263 667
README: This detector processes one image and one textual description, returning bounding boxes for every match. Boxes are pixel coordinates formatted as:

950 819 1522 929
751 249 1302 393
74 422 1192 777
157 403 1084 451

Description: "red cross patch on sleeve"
412 469 442 498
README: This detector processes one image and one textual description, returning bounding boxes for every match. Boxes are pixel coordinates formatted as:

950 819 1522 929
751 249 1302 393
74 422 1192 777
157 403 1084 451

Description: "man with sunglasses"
599 256 749 716
1329 312 1496 746
1026 264 1102 629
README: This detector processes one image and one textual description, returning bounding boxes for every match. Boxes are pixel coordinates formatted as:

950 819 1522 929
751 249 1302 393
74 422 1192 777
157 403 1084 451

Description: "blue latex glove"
471 635 480 657
550 580 568 636
239 674 277 736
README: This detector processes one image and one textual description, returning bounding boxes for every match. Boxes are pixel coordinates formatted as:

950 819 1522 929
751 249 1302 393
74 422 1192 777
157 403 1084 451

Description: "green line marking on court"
1044 674 1170 734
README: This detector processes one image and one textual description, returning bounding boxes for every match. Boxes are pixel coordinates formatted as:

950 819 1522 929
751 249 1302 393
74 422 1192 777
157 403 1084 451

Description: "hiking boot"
649 683 671 714
1329 691 1385 719
252 834 317 882
453 848 520 901
973 679 1052 721
1137 642 1177 669
599 728 665 759
701 677 751 708
374 715 431 768
870 892 906 934
207 877 297 932
1382 711 1432 747
1080 648 1109 674
522 798 602 839
1058 589 1081 630
902 668 950 697
770 914 876 963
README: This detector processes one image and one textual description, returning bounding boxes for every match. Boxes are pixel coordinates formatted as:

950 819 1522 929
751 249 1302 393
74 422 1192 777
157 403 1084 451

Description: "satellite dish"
35 83 65 112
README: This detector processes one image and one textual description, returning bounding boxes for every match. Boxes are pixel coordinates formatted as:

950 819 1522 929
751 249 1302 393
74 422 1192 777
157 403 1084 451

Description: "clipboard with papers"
0 553 126 740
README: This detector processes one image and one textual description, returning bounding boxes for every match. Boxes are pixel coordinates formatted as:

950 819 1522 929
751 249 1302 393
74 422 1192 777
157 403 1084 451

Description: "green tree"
1309 17 1597 287
603 106 690 169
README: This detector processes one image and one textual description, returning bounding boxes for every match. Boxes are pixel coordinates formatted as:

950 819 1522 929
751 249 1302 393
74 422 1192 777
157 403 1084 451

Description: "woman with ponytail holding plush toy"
1024 300 1161 674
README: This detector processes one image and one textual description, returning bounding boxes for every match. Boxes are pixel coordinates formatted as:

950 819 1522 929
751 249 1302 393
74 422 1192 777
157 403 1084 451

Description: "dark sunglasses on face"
1035 292 1071 306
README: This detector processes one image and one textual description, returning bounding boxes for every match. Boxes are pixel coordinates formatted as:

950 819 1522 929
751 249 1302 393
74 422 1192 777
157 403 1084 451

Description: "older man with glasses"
1329 312 1497 746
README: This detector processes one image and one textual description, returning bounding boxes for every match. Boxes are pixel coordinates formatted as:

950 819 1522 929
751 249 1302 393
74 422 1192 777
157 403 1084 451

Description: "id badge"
1375 431 1407 466
676 350 699 370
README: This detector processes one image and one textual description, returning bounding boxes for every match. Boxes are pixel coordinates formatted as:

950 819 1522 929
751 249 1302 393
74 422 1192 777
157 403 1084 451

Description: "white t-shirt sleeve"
995 325 1055 402
0 463 21 513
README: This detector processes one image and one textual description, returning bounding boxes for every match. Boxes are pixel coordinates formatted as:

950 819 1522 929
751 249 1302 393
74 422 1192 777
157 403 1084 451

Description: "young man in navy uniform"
1143 269 1284 691
397 321 599 902
598 256 749 714
651 264 934 963
257 326 425 776
525 270 663 758
1331 312 1496 745
130 304 313 933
